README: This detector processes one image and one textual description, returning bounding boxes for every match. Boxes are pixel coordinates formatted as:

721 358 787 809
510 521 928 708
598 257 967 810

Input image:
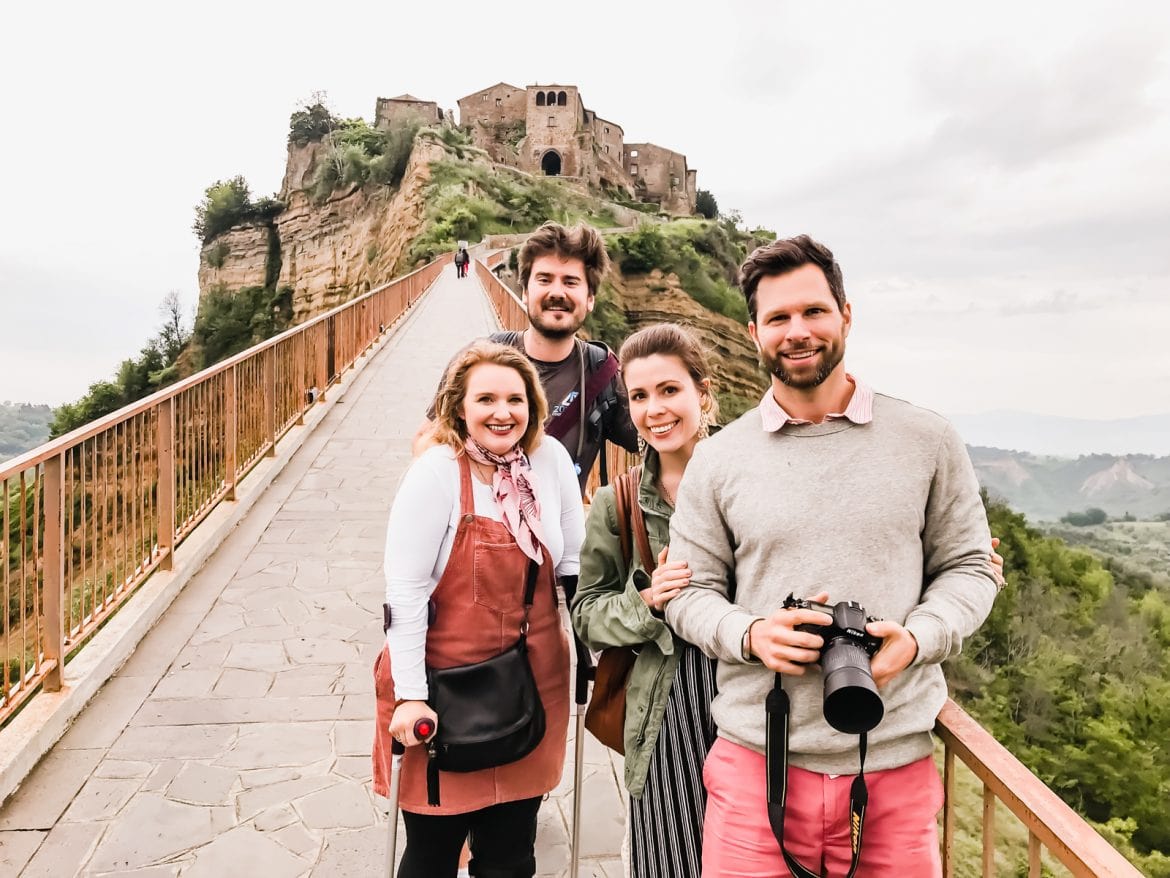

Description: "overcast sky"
2 0 1168 424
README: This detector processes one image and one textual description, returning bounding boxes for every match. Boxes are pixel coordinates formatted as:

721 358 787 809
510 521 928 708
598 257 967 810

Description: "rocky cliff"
198 136 445 323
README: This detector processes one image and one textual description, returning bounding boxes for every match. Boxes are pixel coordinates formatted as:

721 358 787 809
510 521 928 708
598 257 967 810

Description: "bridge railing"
936 699 1142 878
0 254 451 726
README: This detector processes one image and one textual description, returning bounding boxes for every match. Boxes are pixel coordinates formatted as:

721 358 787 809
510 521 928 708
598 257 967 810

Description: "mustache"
541 296 574 311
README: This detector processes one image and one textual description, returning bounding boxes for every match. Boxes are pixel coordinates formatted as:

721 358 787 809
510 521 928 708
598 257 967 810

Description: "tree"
157 290 190 362
193 177 252 243
695 188 718 219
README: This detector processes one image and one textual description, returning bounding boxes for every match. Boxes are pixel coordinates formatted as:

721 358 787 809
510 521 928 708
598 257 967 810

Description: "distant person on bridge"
415 221 640 494
455 246 470 278
663 235 1002 877
373 341 585 878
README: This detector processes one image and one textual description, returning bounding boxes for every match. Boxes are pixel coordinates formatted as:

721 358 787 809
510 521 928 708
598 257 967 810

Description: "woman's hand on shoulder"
640 545 692 611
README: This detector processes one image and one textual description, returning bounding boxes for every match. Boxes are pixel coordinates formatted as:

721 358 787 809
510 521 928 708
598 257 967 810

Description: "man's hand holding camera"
746 590 834 675
865 618 919 688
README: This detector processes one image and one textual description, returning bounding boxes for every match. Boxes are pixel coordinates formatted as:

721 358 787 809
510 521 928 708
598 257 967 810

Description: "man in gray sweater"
665 235 998 877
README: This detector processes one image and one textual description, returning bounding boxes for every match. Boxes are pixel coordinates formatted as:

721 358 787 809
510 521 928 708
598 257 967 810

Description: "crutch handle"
390 717 437 756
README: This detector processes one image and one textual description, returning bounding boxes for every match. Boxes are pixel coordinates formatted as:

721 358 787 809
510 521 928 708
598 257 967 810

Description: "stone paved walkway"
0 264 626 877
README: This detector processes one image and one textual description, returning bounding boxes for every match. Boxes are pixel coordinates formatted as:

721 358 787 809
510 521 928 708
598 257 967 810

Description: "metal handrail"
1 253 451 725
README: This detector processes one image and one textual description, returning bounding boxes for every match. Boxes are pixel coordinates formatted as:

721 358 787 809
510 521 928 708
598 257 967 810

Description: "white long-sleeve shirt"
383 441 585 699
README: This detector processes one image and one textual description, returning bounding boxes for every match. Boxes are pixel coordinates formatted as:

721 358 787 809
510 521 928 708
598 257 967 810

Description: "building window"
536 92 546 107
604 126 610 134
548 116 556 127
631 164 638 176
630 149 639 158
481 95 488 102
495 98 502 107
604 145 609 154
557 91 567 106
671 176 679 187
545 91 556 105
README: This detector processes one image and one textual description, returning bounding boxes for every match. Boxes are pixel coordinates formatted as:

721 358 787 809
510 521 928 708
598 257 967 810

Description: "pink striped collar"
759 375 874 432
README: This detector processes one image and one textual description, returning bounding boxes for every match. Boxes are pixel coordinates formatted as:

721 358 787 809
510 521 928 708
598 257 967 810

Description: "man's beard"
528 300 584 340
761 343 844 389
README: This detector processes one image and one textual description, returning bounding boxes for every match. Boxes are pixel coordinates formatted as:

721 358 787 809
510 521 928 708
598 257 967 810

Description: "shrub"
206 241 229 269
289 100 338 146
192 285 291 367
193 177 285 244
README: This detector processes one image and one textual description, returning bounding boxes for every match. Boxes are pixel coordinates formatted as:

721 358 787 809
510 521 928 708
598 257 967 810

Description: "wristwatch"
741 619 763 664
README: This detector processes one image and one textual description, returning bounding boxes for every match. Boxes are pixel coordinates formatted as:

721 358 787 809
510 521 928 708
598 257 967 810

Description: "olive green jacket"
570 449 680 798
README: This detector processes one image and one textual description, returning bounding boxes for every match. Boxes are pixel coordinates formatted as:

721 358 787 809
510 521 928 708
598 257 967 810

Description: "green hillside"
0 402 53 462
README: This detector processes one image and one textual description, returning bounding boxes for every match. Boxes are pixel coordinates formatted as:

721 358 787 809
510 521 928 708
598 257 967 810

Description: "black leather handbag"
424 558 546 804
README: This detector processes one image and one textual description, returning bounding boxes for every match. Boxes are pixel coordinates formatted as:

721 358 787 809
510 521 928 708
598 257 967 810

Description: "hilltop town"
375 82 697 215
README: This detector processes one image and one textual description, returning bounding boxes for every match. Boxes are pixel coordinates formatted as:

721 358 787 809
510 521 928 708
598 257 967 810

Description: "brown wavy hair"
738 234 846 320
618 323 719 423
432 341 548 455
518 221 611 296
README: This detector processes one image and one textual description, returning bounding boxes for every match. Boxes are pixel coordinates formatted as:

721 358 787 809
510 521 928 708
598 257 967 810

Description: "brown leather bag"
584 465 657 755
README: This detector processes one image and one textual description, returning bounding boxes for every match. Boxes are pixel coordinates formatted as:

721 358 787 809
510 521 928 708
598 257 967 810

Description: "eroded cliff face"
606 269 767 410
198 137 445 323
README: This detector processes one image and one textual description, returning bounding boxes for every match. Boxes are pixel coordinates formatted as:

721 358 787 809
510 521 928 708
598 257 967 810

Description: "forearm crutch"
570 635 594 878
385 717 435 878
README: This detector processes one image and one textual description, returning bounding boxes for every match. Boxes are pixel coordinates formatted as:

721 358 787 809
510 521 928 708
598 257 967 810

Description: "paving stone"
109 725 237 761
18 821 104 877
170 640 232 670
252 803 297 832
86 794 229 872
238 767 300 789
271 667 341 697
333 719 375 757
165 763 237 806
338 694 373 720
310 825 384 875
140 760 184 793
236 777 336 821
214 722 333 769
61 777 141 822
92 865 182 876
95 760 154 780
334 663 375 695
332 756 372 782
58 676 156 750
150 668 221 699
0 830 45 873
243 607 285 628
211 667 273 698
223 641 292 672
0 749 105 829
284 636 362 665
183 826 307 878
271 822 321 858
294 781 378 830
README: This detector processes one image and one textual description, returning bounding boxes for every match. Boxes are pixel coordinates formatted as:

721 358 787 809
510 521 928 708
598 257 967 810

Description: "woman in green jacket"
571 323 716 878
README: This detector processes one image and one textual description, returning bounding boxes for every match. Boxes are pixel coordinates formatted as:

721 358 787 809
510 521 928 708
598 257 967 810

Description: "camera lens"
820 637 884 734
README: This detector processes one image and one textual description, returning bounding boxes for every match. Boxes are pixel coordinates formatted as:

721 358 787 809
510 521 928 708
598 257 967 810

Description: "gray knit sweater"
665 394 997 775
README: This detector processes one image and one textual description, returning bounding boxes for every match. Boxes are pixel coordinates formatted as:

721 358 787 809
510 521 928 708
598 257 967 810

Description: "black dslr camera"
784 593 884 735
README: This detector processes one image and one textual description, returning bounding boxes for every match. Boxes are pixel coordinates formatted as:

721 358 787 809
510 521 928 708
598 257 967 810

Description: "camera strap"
766 674 869 878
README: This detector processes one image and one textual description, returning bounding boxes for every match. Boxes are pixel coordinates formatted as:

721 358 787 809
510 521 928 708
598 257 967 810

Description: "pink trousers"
702 737 944 878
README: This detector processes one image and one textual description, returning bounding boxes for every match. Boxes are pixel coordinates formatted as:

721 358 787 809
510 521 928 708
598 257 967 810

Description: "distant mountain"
968 446 1170 522
0 402 53 463
950 411 1170 457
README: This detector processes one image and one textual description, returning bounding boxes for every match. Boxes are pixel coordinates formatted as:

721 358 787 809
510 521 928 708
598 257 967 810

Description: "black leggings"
398 796 542 878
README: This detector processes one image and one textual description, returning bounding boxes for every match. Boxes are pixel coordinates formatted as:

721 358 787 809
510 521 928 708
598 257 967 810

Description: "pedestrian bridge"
0 254 1141 876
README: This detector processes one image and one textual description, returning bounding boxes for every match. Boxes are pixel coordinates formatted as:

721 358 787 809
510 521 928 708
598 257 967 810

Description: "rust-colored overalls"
373 454 569 814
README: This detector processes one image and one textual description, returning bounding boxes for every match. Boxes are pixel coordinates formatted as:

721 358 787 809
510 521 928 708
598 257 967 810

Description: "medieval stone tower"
456 82 696 216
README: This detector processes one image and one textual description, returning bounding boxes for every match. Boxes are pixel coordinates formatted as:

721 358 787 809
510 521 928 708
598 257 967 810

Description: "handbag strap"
611 466 657 575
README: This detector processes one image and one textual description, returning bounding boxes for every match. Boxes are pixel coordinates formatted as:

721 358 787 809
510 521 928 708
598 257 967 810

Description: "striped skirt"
628 643 718 878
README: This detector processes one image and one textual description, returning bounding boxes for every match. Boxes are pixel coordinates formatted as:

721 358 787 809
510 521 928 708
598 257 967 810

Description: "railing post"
982 785 996 877
225 365 238 500
264 346 277 457
157 397 175 571
42 453 65 691
942 746 955 878
295 333 306 426
316 322 328 403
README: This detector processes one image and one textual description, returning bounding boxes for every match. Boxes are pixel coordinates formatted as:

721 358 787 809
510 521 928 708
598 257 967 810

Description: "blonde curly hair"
431 341 548 455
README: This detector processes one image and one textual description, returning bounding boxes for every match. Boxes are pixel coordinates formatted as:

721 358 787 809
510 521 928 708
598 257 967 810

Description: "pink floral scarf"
465 440 546 564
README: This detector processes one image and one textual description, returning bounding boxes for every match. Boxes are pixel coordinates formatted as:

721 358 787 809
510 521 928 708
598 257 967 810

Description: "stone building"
456 82 696 215
375 94 442 129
